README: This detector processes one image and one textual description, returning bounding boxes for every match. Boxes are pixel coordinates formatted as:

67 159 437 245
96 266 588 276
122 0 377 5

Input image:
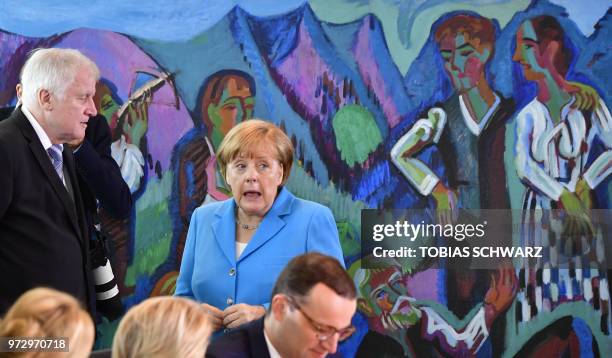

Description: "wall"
0 0 610 356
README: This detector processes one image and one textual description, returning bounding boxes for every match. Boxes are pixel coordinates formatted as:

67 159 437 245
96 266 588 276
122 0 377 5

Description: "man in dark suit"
71 113 132 320
0 48 100 315
206 253 357 358
0 109 132 320
71 112 132 243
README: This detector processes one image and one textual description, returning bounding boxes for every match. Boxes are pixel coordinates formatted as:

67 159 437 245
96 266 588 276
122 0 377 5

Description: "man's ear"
271 294 288 321
38 89 53 110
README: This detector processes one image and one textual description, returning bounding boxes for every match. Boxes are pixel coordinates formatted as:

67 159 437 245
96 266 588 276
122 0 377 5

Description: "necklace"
236 219 259 230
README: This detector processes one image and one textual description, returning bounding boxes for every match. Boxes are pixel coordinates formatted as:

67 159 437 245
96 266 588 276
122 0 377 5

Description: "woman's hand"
222 303 266 329
202 303 224 331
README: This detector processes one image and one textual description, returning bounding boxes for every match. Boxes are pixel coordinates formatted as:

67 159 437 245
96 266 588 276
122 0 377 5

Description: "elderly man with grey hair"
0 48 99 316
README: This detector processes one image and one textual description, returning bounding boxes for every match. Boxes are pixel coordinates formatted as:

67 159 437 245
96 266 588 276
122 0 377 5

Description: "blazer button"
226 297 234 305
229 268 236 276
223 328 230 333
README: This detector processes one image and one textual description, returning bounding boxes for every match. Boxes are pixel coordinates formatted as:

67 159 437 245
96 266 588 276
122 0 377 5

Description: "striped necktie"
47 144 64 183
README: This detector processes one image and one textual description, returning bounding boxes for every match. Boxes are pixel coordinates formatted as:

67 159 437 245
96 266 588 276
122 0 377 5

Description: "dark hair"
196 69 256 130
529 15 572 77
270 253 356 303
434 14 496 55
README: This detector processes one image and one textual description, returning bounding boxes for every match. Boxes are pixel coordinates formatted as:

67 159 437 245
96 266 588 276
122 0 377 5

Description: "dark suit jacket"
206 318 271 358
0 108 93 315
73 114 132 318
74 114 132 231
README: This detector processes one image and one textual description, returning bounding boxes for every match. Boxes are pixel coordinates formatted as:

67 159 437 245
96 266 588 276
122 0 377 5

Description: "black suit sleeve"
74 115 132 219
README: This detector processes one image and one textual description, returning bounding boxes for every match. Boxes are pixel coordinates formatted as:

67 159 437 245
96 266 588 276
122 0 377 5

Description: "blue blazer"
175 187 344 309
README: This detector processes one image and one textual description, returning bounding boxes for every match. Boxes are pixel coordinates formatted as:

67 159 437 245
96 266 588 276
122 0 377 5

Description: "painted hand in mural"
222 303 266 329
559 188 594 238
432 182 458 226
484 266 517 327
564 81 601 111
574 178 593 212
202 303 224 331
122 90 151 148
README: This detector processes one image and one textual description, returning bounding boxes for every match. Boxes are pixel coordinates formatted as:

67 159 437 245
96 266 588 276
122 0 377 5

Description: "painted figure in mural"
95 79 150 193
512 15 611 345
169 70 256 270
390 14 515 338
175 120 345 333
391 13 513 215
0 48 97 315
354 259 516 356
206 253 357 358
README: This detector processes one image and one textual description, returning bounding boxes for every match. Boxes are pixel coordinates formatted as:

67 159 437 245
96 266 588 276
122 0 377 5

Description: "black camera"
91 225 123 320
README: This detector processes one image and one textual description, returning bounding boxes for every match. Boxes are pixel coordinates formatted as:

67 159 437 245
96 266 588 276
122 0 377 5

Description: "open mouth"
243 190 261 199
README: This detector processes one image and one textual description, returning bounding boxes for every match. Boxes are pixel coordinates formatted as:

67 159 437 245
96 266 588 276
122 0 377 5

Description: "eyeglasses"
286 296 355 342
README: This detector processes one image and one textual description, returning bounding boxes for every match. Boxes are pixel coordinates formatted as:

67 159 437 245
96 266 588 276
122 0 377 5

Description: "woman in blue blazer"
175 119 344 332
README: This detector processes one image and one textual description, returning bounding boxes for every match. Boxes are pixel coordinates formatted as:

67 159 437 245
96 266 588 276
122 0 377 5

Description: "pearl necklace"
236 219 259 230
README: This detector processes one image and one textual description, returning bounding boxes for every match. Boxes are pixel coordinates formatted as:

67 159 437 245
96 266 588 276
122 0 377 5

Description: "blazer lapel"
16 111 83 240
238 187 294 262
212 199 238 264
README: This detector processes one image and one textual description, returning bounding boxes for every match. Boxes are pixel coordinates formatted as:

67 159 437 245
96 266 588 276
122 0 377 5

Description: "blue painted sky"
1 0 608 40
1 0 608 74
0 0 306 40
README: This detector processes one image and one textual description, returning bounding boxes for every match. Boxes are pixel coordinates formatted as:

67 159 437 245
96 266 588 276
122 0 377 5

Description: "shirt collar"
264 329 282 358
458 93 501 136
21 105 62 152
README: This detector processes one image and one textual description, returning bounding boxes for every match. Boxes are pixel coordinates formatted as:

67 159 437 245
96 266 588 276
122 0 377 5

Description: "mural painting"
0 0 610 356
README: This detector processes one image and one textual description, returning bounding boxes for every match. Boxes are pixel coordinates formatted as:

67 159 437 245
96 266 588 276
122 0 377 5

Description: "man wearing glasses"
206 252 357 358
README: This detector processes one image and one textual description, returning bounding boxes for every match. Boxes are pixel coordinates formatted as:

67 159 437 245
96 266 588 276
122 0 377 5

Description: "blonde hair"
216 119 294 184
0 288 94 358
112 296 211 358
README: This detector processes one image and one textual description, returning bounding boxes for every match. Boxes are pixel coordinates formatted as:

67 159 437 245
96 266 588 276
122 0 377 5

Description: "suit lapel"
212 200 238 264
16 111 83 241
63 146 87 242
238 187 293 262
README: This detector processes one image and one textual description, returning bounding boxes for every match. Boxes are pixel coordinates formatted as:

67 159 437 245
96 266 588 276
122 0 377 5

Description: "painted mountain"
579 8 612 100
134 4 421 207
